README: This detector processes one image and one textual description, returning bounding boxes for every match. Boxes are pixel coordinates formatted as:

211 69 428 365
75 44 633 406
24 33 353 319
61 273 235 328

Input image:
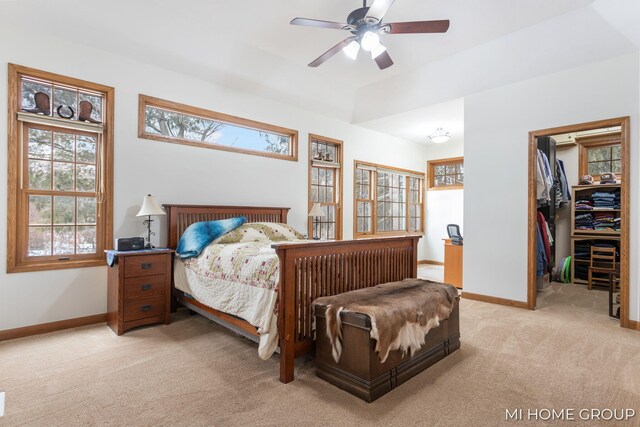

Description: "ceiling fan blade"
308 37 356 67
374 50 394 70
291 17 349 30
386 20 450 34
366 0 395 22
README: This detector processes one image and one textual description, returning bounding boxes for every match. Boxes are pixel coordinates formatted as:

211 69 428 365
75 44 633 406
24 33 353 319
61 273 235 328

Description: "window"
427 157 464 190
578 133 622 181
8 64 113 273
139 95 298 161
354 161 424 237
309 135 342 239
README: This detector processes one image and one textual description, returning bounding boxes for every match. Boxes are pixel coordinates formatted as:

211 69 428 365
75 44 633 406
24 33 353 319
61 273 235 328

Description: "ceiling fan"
290 0 450 70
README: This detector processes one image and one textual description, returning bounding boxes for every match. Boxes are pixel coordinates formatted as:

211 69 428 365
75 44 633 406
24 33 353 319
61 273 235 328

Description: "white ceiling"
2 0 638 142
358 98 464 145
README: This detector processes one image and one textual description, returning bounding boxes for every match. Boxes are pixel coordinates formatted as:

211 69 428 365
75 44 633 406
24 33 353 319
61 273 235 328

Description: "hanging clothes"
555 159 570 208
537 211 551 263
536 149 553 205
536 225 547 277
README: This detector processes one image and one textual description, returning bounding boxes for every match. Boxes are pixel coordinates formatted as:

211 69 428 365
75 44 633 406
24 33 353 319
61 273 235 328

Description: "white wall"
424 138 464 263
464 53 639 322
0 26 429 331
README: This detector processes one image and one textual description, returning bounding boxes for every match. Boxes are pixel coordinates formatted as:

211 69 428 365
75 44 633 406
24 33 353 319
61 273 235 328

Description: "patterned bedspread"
175 239 299 359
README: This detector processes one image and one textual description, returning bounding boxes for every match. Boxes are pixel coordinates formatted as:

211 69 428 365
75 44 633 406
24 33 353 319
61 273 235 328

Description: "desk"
443 239 463 289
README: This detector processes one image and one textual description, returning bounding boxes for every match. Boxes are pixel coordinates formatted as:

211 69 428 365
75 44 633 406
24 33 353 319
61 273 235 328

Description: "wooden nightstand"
106 249 174 335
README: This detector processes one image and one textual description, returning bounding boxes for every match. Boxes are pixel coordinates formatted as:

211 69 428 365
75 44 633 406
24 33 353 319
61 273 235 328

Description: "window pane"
53 226 75 255
327 187 334 202
29 227 52 256
28 160 51 190
76 165 96 191
21 79 52 113
612 160 621 174
53 132 75 161
588 147 612 162
588 161 611 176
53 162 75 191
445 164 456 174
53 196 75 224
326 169 334 185
53 87 78 119
434 165 445 175
612 145 621 160
312 168 319 185
77 197 97 224
28 128 52 159
77 226 97 254
78 92 102 122
456 174 464 184
29 195 52 225
144 105 291 155
76 136 96 163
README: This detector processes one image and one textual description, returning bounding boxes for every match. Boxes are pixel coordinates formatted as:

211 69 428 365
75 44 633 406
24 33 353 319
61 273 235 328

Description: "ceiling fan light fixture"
343 40 360 60
360 31 380 52
429 128 450 144
370 43 387 59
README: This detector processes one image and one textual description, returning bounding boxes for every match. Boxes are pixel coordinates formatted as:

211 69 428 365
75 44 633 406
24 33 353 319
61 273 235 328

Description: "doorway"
527 117 630 328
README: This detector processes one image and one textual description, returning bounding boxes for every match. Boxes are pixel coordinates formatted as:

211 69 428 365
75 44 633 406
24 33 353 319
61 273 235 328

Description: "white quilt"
174 241 286 359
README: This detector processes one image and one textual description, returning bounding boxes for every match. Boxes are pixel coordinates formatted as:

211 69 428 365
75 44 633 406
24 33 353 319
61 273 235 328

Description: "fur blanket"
314 279 459 363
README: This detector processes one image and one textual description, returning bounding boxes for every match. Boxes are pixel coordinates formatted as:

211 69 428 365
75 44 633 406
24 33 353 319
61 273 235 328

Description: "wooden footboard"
273 236 420 383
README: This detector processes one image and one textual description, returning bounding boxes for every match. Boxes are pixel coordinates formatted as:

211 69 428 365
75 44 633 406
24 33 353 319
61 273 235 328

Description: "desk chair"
587 246 617 290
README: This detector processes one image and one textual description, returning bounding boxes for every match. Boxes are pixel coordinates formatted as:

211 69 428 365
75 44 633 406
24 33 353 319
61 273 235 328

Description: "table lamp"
308 203 325 240
137 194 165 248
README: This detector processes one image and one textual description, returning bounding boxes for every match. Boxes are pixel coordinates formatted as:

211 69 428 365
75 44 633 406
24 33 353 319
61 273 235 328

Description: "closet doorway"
527 117 630 328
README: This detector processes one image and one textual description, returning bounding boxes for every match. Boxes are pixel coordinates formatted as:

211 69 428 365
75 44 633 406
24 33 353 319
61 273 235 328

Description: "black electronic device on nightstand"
114 237 145 251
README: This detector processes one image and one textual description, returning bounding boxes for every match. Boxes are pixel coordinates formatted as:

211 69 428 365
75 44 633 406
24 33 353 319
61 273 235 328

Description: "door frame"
527 117 631 328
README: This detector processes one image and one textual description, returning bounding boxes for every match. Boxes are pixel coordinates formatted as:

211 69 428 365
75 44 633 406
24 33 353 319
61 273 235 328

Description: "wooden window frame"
138 95 298 161
577 133 622 182
307 134 343 240
7 64 114 273
353 160 425 239
427 156 464 190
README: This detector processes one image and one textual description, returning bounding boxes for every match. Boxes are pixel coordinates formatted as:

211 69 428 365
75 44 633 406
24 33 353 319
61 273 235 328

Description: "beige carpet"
1 287 639 426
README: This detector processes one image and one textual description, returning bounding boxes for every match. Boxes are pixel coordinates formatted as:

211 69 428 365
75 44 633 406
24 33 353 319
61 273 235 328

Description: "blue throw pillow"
176 217 246 259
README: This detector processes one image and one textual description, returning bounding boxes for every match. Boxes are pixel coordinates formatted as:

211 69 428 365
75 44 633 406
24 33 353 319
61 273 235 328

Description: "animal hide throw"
313 279 459 363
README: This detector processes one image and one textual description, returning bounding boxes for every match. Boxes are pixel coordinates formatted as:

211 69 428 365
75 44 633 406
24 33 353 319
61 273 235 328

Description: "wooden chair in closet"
587 246 618 290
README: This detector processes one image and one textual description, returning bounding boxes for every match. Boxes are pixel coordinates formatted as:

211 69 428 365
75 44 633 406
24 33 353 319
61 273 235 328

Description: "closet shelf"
575 209 621 212
573 230 620 236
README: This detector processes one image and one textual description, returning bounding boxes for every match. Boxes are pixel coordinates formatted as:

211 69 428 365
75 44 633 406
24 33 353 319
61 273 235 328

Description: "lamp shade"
136 194 166 217
308 203 325 217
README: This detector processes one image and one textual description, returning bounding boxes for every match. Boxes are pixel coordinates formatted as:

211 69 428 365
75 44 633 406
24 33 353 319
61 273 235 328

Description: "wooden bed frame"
164 204 420 383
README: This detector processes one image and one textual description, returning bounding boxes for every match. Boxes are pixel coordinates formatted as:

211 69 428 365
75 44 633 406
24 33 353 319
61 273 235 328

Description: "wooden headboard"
163 204 290 249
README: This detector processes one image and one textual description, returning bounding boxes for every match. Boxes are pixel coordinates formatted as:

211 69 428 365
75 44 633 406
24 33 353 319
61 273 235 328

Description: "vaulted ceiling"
2 0 639 139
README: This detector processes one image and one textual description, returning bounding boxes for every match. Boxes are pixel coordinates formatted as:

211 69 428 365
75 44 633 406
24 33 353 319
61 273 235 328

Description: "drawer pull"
141 304 152 312
140 284 152 291
141 263 152 270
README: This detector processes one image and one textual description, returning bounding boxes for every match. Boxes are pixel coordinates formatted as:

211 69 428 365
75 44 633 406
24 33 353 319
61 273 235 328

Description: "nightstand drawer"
124 275 166 300
124 254 167 278
123 295 166 321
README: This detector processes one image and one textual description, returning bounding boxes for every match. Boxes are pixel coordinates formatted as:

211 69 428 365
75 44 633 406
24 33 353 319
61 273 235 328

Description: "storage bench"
314 302 460 402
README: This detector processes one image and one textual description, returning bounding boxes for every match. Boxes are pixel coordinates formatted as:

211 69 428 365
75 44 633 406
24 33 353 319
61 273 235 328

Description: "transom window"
354 161 424 237
139 95 298 161
8 64 113 273
427 157 464 190
309 135 342 239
